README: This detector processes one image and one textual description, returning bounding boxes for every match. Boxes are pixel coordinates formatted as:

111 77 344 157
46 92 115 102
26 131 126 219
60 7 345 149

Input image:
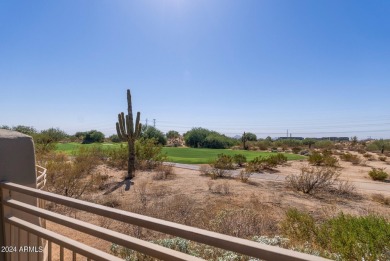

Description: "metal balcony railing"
0 180 331 261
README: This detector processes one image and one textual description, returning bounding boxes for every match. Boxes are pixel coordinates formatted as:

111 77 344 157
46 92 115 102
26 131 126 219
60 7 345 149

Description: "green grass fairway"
56 143 304 164
55 142 122 154
161 147 304 164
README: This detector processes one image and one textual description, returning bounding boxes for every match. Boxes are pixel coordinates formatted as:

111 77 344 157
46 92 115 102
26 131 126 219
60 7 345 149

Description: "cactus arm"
127 90 135 135
116 123 125 141
134 112 141 138
118 113 127 140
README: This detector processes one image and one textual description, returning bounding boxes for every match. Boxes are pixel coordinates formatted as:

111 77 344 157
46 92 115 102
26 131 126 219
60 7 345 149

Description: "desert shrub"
208 181 231 195
286 166 340 194
135 138 167 170
153 164 174 180
105 144 128 169
245 156 265 173
109 134 121 143
322 154 339 168
239 170 251 183
281 208 317 245
292 147 301 154
272 153 288 164
363 152 374 160
199 165 212 176
245 153 287 173
372 194 390 205
340 152 361 165
332 180 358 198
210 208 272 238
101 195 121 208
210 168 232 179
281 209 390 260
308 152 339 167
211 153 234 177
368 168 389 181
308 151 324 166
378 156 387 162
255 140 272 150
233 154 247 167
317 214 390 260
45 147 102 198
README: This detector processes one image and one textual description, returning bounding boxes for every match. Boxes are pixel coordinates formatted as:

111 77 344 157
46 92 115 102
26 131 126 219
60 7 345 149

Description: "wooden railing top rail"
0 182 331 261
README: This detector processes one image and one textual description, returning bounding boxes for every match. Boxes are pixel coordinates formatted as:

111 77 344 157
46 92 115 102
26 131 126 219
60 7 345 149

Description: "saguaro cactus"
116 89 142 179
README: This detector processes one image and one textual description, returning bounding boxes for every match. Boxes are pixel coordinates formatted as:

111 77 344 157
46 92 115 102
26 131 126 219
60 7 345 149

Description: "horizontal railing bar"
1 182 330 261
5 216 123 261
4 199 204 261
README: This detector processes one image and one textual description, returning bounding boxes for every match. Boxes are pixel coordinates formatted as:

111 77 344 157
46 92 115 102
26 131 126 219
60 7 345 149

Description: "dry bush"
331 180 361 199
239 170 251 183
135 180 149 208
340 152 361 165
105 144 128 170
152 164 175 180
210 208 276 238
100 194 121 208
208 181 231 195
44 148 101 198
210 168 232 179
199 165 212 176
363 153 375 161
286 166 340 194
372 194 390 205
378 156 387 162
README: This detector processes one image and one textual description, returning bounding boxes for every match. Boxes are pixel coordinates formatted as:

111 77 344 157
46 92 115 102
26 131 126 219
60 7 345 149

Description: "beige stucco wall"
0 130 45 261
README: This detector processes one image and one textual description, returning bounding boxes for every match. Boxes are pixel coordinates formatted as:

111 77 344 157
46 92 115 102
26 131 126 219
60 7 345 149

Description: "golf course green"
55 142 304 164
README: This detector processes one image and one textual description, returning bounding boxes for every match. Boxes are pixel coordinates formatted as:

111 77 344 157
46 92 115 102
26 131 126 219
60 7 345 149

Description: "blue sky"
1 0 389 139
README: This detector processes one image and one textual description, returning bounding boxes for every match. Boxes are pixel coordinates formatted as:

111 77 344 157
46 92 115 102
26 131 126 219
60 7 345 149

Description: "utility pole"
153 119 156 128
145 118 148 127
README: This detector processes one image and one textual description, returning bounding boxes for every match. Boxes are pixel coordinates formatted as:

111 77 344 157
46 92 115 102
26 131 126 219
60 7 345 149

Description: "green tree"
12 125 37 135
303 138 316 149
109 134 121 143
41 127 68 141
141 126 167 145
184 127 211 148
0 125 11 130
166 130 180 139
82 130 105 144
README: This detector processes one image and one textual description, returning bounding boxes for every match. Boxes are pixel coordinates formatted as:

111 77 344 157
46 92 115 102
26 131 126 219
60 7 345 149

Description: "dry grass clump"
378 156 387 162
239 170 252 183
340 152 361 165
207 181 231 195
152 164 175 180
371 194 390 205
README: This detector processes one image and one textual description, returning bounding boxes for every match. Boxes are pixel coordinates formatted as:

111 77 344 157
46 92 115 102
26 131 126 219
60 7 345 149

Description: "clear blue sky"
1 0 389 139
